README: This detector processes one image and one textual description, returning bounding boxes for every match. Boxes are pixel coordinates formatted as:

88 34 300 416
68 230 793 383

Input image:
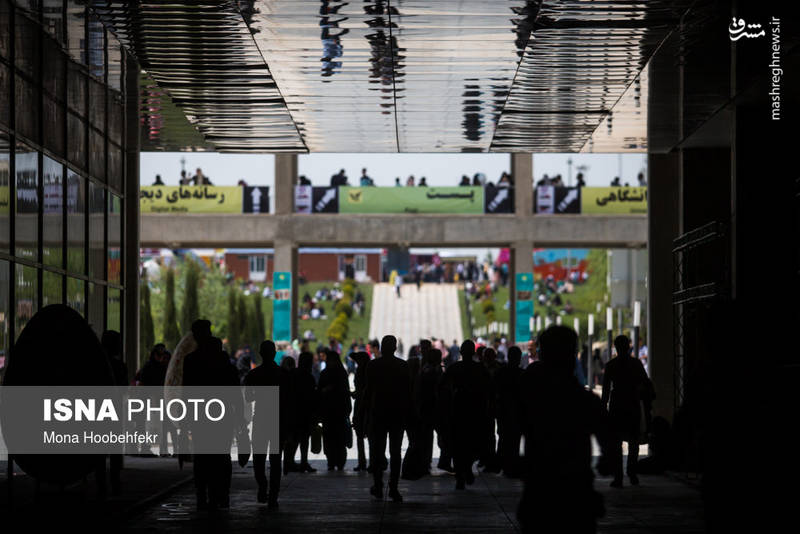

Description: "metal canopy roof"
94 1 687 153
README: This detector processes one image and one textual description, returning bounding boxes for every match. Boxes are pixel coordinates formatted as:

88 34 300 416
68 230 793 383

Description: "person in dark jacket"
443 340 491 490
602 334 652 487
495 346 524 477
517 326 608 533
318 349 352 471
285 351 318 474
350 351 370 471
183 321 242 510
101 330 127 492
135 343 174 456
418 347 443 473
363 335 410 502
244 340 293 508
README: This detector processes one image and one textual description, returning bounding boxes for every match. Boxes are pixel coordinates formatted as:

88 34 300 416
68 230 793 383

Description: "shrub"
481 299 496 315
326 312 349 341
334 299 353 318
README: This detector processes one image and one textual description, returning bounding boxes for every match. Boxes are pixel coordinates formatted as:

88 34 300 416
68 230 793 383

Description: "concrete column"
273 239 297 341
274 154 298 215
510 240 534 346
511 153 533 216
123 53 141 380
647 152 679 422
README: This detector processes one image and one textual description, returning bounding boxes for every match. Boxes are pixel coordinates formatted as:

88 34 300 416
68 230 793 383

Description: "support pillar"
123 53 140 381
647 152 679 422
510 240 534 347
272 239 297 343
511 153 533 216
510 153 534 348
274 154 298 215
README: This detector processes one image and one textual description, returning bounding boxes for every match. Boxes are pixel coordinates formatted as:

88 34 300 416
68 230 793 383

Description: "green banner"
140 186 243 213
272 271 292 342
515 272 534 343
581 186 647 214
338 186 484 214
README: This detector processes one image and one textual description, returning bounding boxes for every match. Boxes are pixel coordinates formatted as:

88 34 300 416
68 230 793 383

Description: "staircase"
368 283 464 356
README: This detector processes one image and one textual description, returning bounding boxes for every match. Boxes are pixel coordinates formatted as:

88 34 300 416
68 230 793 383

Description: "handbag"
310 423 323 454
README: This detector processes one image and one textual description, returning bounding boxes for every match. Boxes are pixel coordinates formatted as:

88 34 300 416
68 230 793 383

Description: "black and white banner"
295 186 339 213
242 186 270 213
484 186 514 213
535 186 581 214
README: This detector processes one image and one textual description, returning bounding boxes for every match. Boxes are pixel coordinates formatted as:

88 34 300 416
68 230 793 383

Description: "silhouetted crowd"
131 317 656 533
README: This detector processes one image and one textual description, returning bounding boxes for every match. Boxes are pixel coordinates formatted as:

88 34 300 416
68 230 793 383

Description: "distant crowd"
149 166 647 190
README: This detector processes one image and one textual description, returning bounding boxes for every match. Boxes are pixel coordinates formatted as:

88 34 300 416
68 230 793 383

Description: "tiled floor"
123 459 705 533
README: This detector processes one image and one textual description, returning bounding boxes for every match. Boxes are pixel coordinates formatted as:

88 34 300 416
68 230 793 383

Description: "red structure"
224 248 382 283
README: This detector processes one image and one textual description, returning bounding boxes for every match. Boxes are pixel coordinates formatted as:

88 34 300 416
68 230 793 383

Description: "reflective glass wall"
0 0 130 377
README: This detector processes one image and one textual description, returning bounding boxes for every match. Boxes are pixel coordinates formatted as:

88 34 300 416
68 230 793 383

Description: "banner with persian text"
580 186 647 214
338 186 484 214
140 186 245 213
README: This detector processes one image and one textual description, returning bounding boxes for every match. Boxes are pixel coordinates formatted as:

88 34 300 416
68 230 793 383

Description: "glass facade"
0 0 130 373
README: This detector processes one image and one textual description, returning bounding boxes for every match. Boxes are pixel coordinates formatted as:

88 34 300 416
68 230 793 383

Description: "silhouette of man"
285 351 318 473
443 340 491 489
518 326 608 533
183 320 241 510
351 351 370 471
495 346 524 477
363 335 410 502
244 340 292 509
101 330 127 493
602 334 651 487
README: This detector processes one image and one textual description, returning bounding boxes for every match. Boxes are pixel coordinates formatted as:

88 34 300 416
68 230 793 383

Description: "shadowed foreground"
123 459 703 533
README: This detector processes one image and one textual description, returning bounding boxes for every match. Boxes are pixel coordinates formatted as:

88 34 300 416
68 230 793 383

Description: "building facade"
0 1 137 375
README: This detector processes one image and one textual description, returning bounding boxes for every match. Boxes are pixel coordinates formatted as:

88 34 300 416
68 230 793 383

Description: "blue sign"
515 273 534 343
272 271 292 342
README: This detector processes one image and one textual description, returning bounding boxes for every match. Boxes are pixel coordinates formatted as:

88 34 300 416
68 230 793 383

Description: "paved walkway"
368 283 464 351
122 459 704 533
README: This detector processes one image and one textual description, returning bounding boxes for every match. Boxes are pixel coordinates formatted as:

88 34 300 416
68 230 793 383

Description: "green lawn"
297 281 373 345
458 285 510 337
457 279 636 345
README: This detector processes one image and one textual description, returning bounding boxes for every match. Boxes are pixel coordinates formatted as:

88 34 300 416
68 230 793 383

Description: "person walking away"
318 349 352 471
394 272 402 298
244 340 293 508
418 347 443 473
601 335 652 487
351 351 370 471
442 340 491 489
101 330 128 493
517 326 609 533
284 351 318 473
183 321 242 510
135 343 175 456
362 335 410 502
495 346 524 477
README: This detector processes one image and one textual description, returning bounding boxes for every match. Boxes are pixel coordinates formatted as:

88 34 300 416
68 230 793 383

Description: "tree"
237 292 249 349
227 288 240 353
252 291 266 347
181 259 200 333
140 272 155 368
163 267 181 351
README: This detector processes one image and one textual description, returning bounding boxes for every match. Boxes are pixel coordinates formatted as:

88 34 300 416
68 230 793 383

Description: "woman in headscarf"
350 351 370 471
285 352 318 473
318 349 352 470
